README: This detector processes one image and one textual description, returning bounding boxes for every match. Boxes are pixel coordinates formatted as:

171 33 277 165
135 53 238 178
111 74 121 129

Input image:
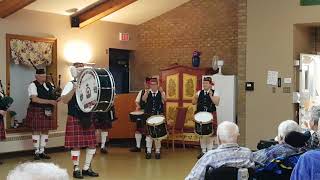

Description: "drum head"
194 112 213 123
147 115 165 125
76 68 100 113
130 111 144 115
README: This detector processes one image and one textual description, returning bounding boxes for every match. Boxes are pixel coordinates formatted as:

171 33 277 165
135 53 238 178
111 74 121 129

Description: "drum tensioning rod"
101 87 114 90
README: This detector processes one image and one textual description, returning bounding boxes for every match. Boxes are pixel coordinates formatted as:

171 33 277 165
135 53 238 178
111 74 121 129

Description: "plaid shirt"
305 130 320 150
185 143 254 180
252 143 301 166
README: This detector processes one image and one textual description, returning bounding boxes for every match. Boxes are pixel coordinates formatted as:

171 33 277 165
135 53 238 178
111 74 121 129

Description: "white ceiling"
24 0 190 25
24 0 100 15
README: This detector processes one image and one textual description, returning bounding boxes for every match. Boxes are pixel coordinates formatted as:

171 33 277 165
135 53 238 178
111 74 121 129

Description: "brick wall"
132 0 247 145
132 0 239 89
237 0 247 145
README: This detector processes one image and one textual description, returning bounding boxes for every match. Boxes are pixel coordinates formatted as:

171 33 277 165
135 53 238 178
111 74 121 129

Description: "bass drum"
76 68 115 113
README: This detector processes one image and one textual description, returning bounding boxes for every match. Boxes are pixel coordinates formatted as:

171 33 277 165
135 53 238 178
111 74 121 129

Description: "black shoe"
34 153 41 160
145 153 152 159
39 153 51 159
155 153 161 159
100 148 108 154
197 153 204 159
129 147 141 152
82 168 99 177
73 170 84 179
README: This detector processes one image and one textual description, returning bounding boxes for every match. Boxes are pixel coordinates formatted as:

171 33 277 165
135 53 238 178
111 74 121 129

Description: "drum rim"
146 115 165 126
194 111 213 124
130 111 144 115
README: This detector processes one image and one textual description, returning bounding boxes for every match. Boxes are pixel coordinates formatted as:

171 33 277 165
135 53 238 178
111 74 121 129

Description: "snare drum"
129 111 145 122
76 68 115 113
146 115 167 139
194 112 213 136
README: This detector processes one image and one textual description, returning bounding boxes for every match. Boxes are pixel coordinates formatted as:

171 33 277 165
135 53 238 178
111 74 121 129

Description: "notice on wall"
267 70 278 86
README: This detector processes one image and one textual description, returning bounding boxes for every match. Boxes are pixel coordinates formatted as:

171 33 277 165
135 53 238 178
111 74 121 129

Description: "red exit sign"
119 33 129 41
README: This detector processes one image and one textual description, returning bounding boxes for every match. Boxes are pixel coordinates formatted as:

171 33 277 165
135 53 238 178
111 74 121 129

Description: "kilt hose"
25 106 54 131
65 115 96 149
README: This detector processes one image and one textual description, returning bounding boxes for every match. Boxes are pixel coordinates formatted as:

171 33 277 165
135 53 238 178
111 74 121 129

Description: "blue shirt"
291 150 320 180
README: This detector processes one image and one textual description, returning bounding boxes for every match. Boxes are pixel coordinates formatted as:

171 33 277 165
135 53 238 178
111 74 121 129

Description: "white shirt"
28 82 50 97
196 89 219 97
135 89 148 103
61 81 74 96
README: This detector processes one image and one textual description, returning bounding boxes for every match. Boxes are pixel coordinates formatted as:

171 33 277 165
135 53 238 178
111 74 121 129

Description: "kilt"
65 115 96 149
0 118 6 140
25 106 53 131
136 119 146 133
94 120 112 130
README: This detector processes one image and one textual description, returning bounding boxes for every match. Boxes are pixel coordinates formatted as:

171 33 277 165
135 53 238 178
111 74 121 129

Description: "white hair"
7 162 69 180
217 121 239 143
276 120 300 142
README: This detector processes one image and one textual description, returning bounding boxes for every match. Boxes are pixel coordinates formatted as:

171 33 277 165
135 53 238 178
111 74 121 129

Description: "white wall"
246 0 320 149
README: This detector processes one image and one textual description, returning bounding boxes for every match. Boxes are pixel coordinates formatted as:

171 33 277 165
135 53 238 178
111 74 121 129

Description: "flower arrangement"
192 50 201 57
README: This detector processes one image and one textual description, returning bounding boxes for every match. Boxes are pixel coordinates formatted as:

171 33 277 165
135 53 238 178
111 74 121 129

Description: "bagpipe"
28 59 62 100
0 80 16 117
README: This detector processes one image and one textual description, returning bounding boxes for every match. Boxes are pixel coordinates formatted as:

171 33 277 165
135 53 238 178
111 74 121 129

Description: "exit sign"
301 0 320 6
119 33 129 41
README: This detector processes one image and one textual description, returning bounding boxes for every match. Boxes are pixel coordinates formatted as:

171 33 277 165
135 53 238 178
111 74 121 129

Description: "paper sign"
267 71 278 86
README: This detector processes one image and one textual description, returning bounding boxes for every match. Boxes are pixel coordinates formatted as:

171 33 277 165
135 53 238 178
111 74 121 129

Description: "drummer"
142 78 166 159
94 105 117 154
192 77 220 159
61 62 99 179
130 77 151 152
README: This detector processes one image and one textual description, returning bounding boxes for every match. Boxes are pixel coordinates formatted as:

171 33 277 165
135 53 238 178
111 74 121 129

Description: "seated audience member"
185 121 254 180
303 106 320 149
290 150 320 180
253 120 304 166
7 162 69 180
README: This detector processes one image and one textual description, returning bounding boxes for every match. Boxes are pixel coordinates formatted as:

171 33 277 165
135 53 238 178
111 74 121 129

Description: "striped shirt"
185 143 254 180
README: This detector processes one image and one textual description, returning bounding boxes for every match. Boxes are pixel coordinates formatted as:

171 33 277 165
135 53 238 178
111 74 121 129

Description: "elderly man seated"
253 120 304 166
185 121 254 180
302 106 320 150
7 162 69 180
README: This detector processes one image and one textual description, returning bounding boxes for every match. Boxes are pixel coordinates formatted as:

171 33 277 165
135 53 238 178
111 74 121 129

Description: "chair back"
174 107 187 130
205 166 254 180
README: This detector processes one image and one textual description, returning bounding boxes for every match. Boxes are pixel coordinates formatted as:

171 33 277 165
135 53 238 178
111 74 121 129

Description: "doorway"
109 48 130 94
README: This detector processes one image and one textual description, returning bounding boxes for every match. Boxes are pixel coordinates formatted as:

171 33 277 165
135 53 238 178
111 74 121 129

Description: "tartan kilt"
0 119 6 140
136 119 146 134
94 120 112 130
65 115 96 149
25 106 53 131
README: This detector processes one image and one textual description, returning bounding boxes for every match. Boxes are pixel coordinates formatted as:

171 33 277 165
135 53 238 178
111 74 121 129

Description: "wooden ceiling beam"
0 0 36 18
71 0 137 28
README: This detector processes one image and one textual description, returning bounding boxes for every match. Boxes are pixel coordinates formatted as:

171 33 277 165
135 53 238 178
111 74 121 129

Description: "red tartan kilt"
65 115 96 149
25 106 53 131
0 119 6 140
94 120 112 130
